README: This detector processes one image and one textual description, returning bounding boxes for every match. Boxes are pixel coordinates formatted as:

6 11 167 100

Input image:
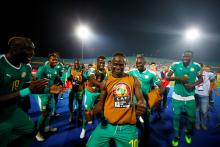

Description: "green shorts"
87 123 138 147
35 94 52 112
172 99 196 136
0 107 34 147
69 89 84 101
84 89 100 110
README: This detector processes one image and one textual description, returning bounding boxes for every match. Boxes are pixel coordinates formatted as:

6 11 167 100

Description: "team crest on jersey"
90 68 95 73
190 68 195 72
21 72 26 78
145 75 149 79
112 83 131 108
74 75 82 82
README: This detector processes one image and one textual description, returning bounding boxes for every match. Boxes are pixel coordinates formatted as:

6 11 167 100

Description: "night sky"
1 0 220 62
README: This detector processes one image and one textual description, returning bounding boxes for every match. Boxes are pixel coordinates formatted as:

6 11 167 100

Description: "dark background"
1 0 220 62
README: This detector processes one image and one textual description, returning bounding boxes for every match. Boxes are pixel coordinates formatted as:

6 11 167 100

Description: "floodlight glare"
76 25 90 39
75 24 92 62
185 28 200 41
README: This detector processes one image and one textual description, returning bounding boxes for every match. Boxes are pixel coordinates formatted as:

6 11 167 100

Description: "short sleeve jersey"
0 54 32 112
36 64 59 93
86 66 106 92
45 61 64 82
55 62 64 77
128 69 160 95
170 61 201 96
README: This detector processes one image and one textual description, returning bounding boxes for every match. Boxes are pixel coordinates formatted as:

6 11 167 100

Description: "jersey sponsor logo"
112 82 131 108
144 75 149 79
74 75 80 81
73 74 82 83
190 67 195 72
90 68 95 73
6 74 12 78
21 72 26 78
184 74 189 77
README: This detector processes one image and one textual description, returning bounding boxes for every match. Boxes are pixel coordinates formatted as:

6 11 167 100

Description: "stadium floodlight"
185 28 200 42
75 25 91 62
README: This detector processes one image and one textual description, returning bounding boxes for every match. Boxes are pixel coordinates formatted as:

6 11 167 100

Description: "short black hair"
53 52 60 57
183 50 193 57
8 36 35 50
80 63 85 68
199 62 204 67
150 62 156 65
112 52 126 63
136 54 144 58
112 52 126 58
97 55 106 60
136 54 145 61
74 58 80 62
48 53 58 59
88 64 93 67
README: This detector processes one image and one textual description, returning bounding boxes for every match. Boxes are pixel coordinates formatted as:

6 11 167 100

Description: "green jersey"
55 62 64 77
170 61 201 96
86 67 107 92
128 68 160 95
0 55 32 112
36 64 60 93
83 67 91 80
88 67 107 81
67 66 72 79
45 61 65 82
67 66 85 82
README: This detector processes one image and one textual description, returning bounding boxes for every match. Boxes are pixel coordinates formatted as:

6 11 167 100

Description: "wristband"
19 88 31 97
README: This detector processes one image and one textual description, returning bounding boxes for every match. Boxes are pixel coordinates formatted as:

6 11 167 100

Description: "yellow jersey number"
12 80 20 92
129 139 138 147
